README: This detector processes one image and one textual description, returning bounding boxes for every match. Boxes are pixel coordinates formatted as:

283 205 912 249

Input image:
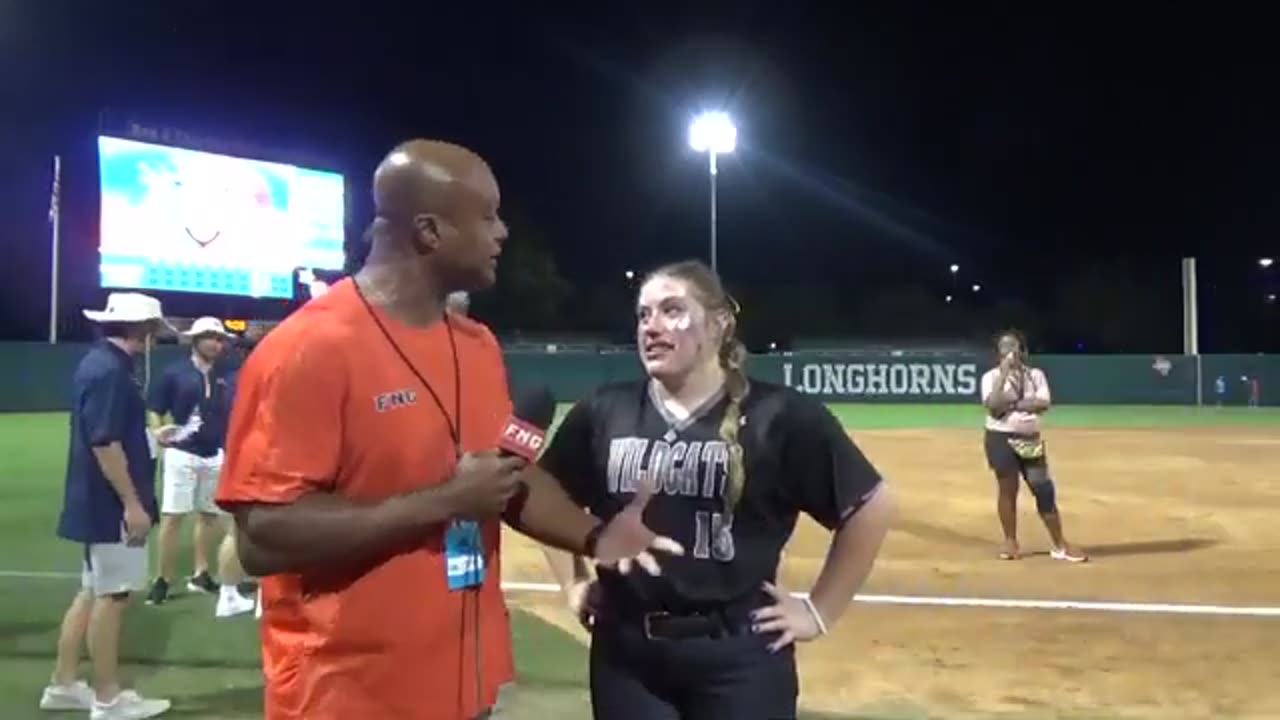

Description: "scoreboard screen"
97 136 345 299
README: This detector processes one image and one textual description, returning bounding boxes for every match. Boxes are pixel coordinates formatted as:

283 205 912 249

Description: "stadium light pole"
688 111 737 274
48 155 62 344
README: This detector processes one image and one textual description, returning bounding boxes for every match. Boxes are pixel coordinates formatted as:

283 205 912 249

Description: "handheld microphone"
497 386 556 460
498 386 557 526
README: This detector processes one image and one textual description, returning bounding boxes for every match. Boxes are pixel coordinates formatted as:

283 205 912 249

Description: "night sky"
1 3 1276 351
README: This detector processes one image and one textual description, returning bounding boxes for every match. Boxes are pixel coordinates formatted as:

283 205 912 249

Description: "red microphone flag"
497 417 545 461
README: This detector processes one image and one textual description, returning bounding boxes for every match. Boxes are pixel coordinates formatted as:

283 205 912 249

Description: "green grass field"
1 405 1276 719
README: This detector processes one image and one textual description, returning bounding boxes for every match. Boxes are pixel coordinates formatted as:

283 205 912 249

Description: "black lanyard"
353 279 463 455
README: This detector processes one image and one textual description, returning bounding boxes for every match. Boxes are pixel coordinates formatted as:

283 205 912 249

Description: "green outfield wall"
0 342 1273 411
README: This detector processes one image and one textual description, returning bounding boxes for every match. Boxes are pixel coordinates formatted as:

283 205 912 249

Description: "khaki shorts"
81 542 148 596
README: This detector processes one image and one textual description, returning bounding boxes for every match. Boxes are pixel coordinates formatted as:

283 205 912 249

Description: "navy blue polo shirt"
57 341 159 544
147 356 232 458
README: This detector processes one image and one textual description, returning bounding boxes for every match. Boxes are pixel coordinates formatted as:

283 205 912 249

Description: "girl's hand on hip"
750 582 825 652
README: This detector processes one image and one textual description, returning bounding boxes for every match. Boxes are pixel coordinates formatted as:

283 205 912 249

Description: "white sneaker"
1050 546 1089 563
215 586 257 618
90 690 171 719
39 680 94 710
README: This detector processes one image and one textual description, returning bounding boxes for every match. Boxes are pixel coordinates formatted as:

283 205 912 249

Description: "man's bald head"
363 139 508 293
372 140 493 221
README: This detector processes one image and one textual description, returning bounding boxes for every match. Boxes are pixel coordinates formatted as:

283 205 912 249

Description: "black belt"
597 579 766 641
634 609 753 641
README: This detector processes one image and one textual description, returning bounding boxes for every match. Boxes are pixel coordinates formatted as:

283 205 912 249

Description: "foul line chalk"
5 572 1275 618
498 581 1280 617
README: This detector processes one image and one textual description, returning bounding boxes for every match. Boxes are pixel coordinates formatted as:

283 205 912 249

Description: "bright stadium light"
688 111 737 274
689 111 737 155
945 294 953 303
972 283 982 293
624 269 635 280
1261 257 1275 269
949 264 960 274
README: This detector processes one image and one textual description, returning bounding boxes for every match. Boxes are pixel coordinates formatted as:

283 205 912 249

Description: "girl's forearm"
807 485 893 629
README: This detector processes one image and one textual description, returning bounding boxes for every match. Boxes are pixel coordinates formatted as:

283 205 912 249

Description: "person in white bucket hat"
80 291 175 331
43 292 171 718
144 317 254 618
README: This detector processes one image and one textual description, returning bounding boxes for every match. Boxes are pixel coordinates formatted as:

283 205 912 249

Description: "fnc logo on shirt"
373 388 418 413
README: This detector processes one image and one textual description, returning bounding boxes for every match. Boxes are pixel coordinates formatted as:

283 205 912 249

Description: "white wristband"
801 596 828 636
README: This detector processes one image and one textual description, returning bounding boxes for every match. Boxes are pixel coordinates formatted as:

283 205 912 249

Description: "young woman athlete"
539 260 893 720
981 330 1087 562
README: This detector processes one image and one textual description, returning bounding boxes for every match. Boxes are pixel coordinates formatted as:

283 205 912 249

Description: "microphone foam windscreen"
512 386 556 431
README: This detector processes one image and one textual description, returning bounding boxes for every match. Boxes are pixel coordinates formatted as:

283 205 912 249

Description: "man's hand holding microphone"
441 450 528 520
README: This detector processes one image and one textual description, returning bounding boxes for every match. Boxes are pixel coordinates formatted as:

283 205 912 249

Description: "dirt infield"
501 426 1280 719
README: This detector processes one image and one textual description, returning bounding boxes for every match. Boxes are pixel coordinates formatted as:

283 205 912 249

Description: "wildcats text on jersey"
781 360 978 399
606 437 730 499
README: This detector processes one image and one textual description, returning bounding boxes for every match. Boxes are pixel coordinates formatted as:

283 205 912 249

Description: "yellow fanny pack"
1007 437 1046 460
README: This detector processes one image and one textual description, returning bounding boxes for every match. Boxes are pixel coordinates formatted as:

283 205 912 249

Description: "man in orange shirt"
216 140 678 720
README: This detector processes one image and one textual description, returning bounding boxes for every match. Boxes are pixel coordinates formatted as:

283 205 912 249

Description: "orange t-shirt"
216 279 515 720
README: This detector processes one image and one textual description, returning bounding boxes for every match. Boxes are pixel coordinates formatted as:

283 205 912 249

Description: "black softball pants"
588 614 799 720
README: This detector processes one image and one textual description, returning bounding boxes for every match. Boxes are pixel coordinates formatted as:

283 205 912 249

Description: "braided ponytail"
717 326 749 511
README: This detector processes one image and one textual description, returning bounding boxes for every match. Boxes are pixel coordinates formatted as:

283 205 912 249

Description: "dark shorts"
984 429 1050 480
588 601 799 720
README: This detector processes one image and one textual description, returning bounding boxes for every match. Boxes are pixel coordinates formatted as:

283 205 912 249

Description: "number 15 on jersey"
693 510 736 562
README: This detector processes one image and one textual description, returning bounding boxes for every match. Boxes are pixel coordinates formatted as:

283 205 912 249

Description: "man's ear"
412 214 442 253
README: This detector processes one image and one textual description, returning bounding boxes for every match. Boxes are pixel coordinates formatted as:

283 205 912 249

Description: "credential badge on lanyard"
445 438 484 590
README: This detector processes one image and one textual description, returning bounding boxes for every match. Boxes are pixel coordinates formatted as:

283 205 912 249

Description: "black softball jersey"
538 379 884 612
